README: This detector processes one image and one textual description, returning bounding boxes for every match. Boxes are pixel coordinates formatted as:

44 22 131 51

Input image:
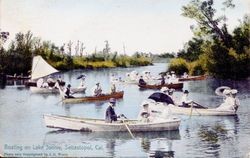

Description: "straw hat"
109 98 116 103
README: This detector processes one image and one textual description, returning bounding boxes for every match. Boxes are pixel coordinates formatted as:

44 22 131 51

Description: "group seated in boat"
145 87 240 116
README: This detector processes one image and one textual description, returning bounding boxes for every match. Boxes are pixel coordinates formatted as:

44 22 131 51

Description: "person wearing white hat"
137 101 154 123
92 82 102 96
230 89 240 111
161 87 169 94
105 98 118 123
110 83 116 94
217 89 240 111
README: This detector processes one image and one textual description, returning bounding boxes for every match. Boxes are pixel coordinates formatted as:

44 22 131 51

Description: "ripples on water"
0 63 250 157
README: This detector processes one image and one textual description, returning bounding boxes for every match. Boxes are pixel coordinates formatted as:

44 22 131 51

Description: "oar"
189 102 193 118
124 123 135 139
192 101 207 109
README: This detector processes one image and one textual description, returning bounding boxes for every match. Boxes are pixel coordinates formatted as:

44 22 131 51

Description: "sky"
0 0 249 55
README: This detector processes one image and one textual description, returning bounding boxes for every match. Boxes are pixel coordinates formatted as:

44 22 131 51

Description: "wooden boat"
147 101 237 116
62 91 124 104
138 82 183 90
178 75 207 81
30 86 86 94
44 114 181 132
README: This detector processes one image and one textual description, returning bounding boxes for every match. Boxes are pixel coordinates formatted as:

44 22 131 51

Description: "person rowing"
180 90 193 107
64 84 74 98
92 82 102 96
139 76 147 85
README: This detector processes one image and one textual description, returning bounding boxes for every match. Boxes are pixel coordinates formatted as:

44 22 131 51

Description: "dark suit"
105 105 117 123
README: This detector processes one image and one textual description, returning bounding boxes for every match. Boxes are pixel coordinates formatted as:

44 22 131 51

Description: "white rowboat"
44 114 181 132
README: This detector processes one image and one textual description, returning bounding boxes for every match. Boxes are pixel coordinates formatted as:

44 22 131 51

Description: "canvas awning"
31 55 59 80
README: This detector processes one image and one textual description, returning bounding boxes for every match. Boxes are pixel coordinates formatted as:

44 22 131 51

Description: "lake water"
0 63 250 157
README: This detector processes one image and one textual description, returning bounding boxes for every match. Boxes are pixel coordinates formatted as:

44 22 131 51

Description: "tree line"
0 31 152 76
168 0 250 79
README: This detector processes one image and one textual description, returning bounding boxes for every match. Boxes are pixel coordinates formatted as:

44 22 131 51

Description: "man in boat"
64 84 74 98
110 83 116 94
139 76 147 85
180 90 193 107
160 75 165 85
230 89 240 111
92 82 102 96
105 98 118 123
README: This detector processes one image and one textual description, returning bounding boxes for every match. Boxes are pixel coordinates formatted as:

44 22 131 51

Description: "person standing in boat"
64 84 74 98
182 72 189 78
92 82 102 96
139 76 147 85
181 90 193 107
105 98 118 123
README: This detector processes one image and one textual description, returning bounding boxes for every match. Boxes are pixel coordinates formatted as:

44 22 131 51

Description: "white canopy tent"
31 55 59 80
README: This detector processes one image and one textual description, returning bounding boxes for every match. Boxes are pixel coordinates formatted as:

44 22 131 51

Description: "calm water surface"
0 63 250 157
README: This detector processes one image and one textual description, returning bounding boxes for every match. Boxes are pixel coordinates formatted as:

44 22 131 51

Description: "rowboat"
43 114 181 132
138 82 183 90
146 92 238 116
178 75 207 81
149 103 237 116
30 86 86 94
62 91 124 103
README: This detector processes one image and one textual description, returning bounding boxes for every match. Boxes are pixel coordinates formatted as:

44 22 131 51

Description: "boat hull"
30 87 86 94
63 91 124 103
44 114 181 132
138 83 183 90
149 103 237 116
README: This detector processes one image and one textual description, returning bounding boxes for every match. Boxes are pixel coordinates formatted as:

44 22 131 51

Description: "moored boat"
43 114 181 132
178 75 207 81
138 82 183 90
62 91 124 104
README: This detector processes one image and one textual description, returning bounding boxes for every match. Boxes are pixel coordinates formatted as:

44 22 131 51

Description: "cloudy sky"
0 0 249 55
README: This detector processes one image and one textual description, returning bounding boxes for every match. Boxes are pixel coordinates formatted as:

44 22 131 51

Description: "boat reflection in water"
44 130 180 157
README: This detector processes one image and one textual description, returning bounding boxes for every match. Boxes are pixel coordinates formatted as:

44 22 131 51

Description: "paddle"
124 123 135 139
192 101 207 109
120 116 135 139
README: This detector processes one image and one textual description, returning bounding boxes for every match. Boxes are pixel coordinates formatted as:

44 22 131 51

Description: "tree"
182 0 234 46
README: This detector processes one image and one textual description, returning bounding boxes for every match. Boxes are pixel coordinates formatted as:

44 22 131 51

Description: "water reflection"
44 130 180 157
